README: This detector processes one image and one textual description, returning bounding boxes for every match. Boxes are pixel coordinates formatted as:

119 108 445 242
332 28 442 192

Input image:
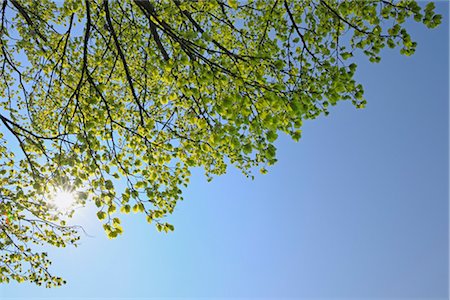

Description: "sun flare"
52 189 75 211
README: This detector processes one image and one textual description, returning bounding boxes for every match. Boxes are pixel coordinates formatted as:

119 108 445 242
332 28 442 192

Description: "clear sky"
0 2 448 299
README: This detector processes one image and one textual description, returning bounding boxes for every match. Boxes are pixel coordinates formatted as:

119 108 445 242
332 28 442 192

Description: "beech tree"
0 0 441 287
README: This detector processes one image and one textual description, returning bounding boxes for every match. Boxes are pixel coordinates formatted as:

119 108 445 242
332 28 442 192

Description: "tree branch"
104 0 145 127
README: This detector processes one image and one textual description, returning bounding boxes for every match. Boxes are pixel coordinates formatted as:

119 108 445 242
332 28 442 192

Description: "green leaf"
228 0 238 9
97 211 106 220
121 204 131 214
267 130 278 143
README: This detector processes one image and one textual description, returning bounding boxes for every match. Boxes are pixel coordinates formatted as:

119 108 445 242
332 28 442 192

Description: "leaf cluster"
0 0 441 286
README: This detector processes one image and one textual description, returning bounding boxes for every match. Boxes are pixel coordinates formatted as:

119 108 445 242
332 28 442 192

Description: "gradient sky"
1 2 448 299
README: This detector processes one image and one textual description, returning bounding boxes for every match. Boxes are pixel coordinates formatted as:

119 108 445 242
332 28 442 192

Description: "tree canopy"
0 0 441 287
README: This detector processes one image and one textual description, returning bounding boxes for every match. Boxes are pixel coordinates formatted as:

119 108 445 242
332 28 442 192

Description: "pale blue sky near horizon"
0 2 448 299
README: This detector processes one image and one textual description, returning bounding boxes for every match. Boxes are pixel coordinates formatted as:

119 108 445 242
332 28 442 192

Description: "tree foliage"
0 0 441 287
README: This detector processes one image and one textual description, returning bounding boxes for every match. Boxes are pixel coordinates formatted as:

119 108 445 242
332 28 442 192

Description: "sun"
52 188 76 211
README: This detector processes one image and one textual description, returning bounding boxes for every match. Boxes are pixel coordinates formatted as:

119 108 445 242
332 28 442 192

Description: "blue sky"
1 2 448 299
